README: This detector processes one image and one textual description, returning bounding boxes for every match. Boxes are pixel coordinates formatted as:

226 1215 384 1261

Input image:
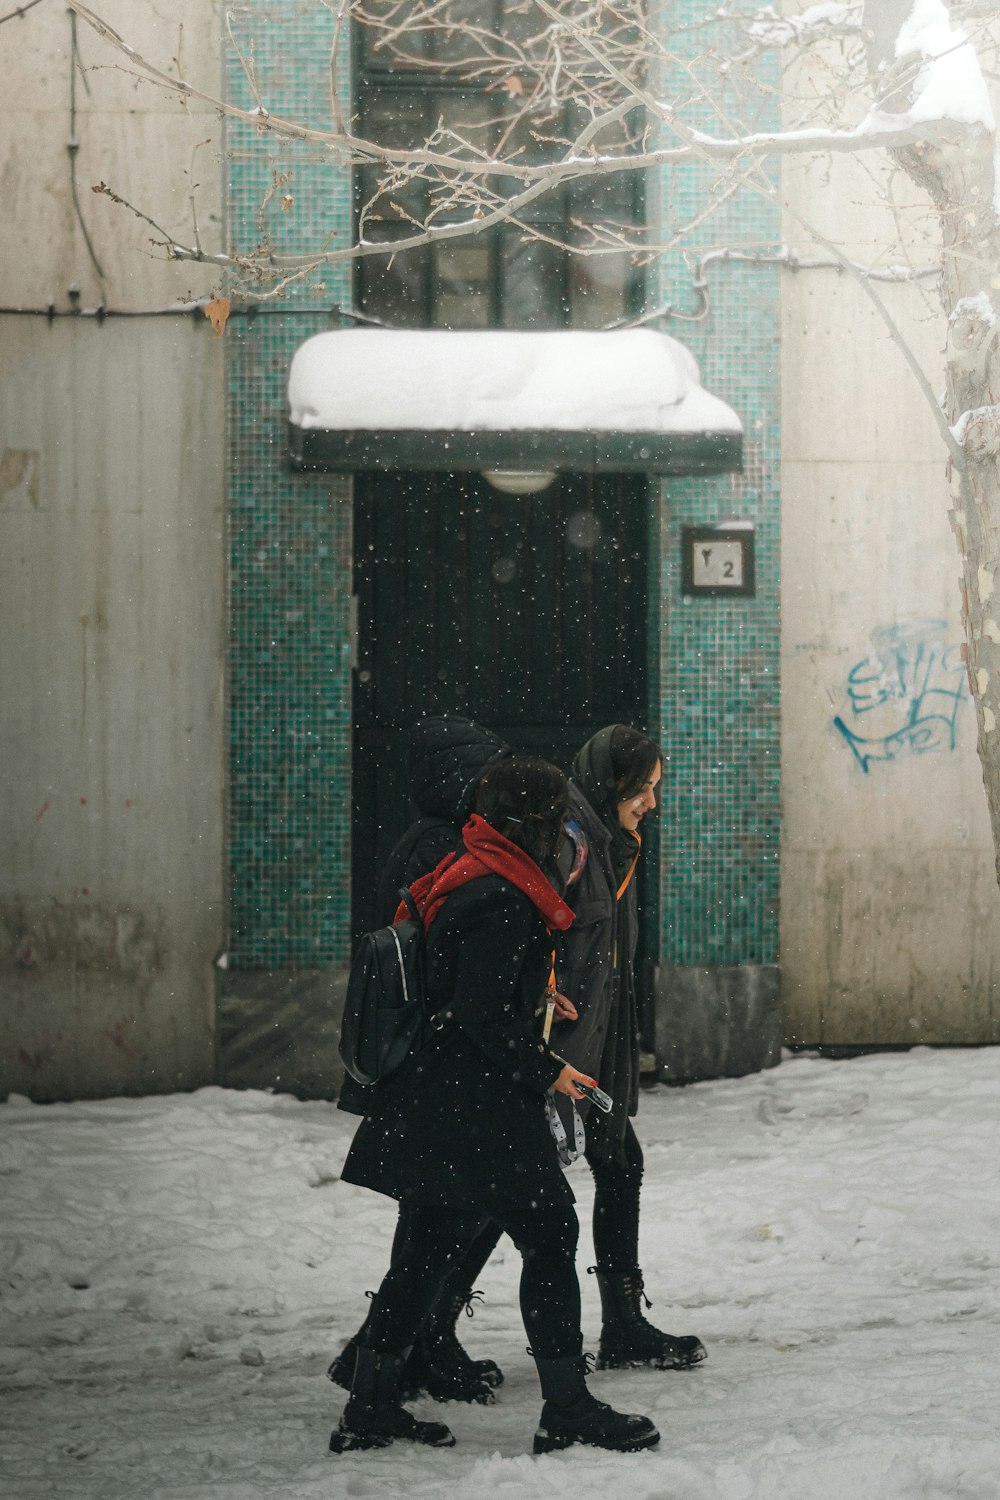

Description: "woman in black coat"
553 725 706 1372
333 714 512 1402
330 757 658 1458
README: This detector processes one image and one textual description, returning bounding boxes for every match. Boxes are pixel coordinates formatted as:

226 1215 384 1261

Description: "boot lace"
588 1265 653 1311
461 1289 486 1319
626 1272 653 1311
526 1347 597 1375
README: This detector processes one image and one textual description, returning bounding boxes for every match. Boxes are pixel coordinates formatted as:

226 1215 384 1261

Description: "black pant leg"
494 1202 582 1359
586 1118 644 1271
391 1205 503 1309
365 1206 483 1352
389 1203 411 1266
371 1201 581 1361
439 1217 504 1299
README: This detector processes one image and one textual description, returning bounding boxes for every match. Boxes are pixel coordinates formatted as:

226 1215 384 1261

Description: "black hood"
406 715 511 822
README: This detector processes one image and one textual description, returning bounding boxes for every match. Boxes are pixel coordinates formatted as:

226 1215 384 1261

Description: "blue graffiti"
833 620 968 774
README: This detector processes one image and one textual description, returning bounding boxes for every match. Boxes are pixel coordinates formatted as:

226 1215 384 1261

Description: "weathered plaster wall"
0 3 226 1098
780 135 1000 1045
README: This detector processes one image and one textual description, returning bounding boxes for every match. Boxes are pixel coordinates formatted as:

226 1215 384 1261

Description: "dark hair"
476 755 569 869
609 726 663 802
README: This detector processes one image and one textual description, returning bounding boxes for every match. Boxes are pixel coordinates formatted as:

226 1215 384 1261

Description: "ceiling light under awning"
287 328 743 476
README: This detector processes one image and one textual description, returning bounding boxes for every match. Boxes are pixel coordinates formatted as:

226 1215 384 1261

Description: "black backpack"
339 889 438 1085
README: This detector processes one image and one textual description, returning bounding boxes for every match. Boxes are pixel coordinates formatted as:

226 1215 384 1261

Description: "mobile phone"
550 1053 614 1114
572 1079 613 1113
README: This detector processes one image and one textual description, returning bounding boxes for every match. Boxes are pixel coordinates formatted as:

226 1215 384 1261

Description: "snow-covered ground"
2 1046 999 1499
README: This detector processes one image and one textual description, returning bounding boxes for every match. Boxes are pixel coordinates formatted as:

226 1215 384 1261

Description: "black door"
351 470 649 941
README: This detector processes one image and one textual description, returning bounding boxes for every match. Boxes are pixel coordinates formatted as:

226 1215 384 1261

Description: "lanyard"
543 950 557 1041
545 1091 587 1166
616 832 641 899
612 834 640 976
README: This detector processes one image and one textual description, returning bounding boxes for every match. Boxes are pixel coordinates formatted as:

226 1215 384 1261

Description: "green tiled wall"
226 3 355 967
648 6 782 967
224 1 780 975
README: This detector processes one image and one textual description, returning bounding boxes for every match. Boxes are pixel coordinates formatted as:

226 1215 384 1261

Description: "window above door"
353 1 647 329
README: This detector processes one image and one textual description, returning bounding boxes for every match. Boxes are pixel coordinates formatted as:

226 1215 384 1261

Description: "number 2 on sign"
701 547 735 578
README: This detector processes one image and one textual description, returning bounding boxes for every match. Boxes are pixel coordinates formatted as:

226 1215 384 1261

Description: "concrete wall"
780 116 1000 1044
0 2 226 1098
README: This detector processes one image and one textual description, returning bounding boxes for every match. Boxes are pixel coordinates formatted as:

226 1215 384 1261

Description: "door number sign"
682 525 755 597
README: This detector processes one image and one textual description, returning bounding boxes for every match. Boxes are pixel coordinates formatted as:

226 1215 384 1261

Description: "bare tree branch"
0 0 45 26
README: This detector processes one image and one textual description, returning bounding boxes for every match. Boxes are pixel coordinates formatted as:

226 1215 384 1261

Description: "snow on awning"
287 329 742 475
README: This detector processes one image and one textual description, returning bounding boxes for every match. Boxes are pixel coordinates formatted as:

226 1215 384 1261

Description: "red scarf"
397 815 575 933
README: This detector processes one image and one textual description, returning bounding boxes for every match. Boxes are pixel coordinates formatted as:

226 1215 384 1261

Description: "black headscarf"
570 725 642 1166
571 726 641 887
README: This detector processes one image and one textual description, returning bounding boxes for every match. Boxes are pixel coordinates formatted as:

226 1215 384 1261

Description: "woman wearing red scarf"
332 757 658 1458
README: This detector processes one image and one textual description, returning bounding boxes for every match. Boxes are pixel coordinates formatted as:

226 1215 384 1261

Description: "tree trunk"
866 2 1000 884
944 239 1000 886
912 148 1000 878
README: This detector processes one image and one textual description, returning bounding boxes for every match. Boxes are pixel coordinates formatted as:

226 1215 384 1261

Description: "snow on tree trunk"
868 0 1000 883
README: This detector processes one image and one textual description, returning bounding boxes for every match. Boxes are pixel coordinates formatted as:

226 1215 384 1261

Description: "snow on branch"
64 0 999 305
64 0 991 183
895 0 995 132
746 4 863 48
951 404 1000 455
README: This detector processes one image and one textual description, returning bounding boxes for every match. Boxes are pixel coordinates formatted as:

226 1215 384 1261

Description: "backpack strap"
398 886 449 1035
398 886 421 923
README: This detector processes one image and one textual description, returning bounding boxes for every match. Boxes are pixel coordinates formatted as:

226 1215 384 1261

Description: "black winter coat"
340 875 571 1218
551 783 640 1127
340 716 510 1118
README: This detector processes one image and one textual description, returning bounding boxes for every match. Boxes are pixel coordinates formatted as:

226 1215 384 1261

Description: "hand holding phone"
550 1054 613 1112
571 1079 613 1114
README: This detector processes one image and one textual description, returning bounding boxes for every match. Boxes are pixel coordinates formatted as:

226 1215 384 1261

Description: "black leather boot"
330 1288 500 1405
327 1336 363 1393
328 1345 456 1453
328 1291 421 1401
410 1289 502 1403
532 1351 659 1455
591 1267 706 1371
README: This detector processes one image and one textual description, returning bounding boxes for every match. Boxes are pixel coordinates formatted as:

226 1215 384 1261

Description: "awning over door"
287 328 742 475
